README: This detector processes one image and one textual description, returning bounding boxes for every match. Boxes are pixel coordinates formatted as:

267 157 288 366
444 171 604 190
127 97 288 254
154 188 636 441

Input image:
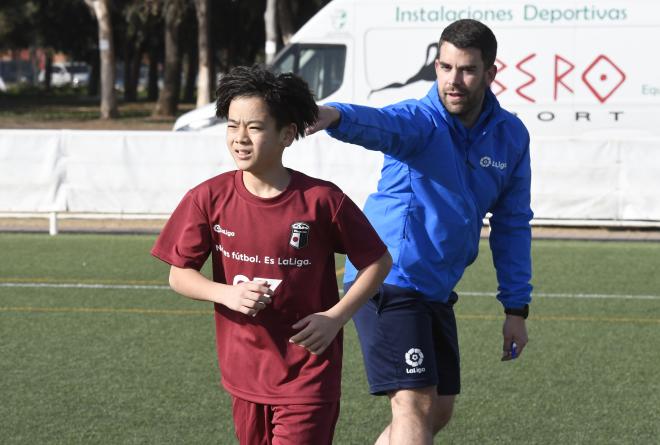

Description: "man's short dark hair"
215 65 318 140
439 19 497 67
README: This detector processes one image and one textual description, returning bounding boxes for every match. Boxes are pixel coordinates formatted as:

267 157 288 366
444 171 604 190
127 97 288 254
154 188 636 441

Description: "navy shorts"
347 283 460 396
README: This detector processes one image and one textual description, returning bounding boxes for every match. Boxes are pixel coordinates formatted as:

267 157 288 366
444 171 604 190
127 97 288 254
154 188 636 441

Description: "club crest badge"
289 222 310 249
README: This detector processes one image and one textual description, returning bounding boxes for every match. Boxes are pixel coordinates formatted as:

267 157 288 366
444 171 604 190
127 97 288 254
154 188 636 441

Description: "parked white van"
173 0 660 225
38 62 91 88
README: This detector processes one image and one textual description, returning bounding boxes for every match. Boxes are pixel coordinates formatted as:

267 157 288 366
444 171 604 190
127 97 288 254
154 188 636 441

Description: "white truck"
174 0 660 225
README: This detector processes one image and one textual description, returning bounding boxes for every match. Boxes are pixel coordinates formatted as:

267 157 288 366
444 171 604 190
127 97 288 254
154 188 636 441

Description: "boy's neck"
242 167 291 198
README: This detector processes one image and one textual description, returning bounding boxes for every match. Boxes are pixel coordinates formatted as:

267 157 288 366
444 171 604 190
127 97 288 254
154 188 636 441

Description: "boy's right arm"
168 265 273 317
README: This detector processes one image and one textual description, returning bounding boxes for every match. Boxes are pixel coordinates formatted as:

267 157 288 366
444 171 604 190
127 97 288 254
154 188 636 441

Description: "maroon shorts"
231 396 340 445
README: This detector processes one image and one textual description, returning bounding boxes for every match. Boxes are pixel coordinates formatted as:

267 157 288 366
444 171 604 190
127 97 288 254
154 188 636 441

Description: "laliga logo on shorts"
405 348 424 367
289 222 310 249
405 348 426 374
480 156 507 170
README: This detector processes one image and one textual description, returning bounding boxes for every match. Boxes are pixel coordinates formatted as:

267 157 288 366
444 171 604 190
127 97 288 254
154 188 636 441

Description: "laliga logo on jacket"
289 222 310 249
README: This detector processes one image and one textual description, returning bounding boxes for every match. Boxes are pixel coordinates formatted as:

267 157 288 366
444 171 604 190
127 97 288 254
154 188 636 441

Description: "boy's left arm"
289 251 392 355
290 191 390 355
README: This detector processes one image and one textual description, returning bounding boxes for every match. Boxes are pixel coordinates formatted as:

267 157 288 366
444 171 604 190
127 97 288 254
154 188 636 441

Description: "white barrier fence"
1 129 659 234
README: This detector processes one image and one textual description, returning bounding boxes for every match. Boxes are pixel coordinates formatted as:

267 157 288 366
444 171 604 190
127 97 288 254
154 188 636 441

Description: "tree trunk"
123 33 142 102
129 46 142 100
123 40 135 101
29 47 39 85
147 46 159 101
154 0 183 117
88 51 100 97
264 0 278 65
193 0 212 106
85 0 118 119
277 0 295 45
183 41 197 103
44 51 53 90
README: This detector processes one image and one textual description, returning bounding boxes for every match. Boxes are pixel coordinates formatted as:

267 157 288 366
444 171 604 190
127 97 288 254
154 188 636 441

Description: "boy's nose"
235 127 250 143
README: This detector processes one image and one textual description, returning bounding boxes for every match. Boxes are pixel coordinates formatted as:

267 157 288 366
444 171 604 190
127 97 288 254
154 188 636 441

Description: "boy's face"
226 96 296 175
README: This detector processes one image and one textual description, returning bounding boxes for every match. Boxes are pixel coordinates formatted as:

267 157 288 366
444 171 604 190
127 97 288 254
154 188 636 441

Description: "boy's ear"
281 123 297 147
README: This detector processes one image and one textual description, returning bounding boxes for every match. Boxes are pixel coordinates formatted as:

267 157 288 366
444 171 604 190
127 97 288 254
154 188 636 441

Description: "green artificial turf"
1 233 659 444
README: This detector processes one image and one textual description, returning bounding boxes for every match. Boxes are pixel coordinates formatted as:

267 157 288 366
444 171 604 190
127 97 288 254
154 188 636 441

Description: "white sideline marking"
459 291 660 300
1 282 659 300
0 282 169 290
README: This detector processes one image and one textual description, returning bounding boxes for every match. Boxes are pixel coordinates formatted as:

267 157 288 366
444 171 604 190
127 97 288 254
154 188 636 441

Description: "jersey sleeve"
331 193 387 270
151 190 213 270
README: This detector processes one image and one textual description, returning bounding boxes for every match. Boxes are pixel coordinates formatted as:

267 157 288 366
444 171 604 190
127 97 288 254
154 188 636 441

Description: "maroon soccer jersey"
152 169 386 404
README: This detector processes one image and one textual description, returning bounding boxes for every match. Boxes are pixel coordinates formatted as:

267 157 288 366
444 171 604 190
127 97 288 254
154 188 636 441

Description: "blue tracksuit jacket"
328 84 533 309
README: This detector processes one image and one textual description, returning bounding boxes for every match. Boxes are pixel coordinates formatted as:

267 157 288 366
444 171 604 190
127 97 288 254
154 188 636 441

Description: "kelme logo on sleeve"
289 222 310 249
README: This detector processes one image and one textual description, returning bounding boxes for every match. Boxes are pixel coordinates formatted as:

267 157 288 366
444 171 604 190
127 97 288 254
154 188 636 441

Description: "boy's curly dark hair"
215 65 319 140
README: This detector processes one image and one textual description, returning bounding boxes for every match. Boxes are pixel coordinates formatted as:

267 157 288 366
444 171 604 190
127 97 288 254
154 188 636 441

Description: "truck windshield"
272 44 346 100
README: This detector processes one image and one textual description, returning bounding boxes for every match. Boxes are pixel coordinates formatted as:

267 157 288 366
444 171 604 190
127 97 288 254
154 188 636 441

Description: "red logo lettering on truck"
495 53 626 104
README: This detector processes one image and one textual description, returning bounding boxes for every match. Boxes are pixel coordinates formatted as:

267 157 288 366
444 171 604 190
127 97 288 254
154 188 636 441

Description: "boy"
151 65 391 445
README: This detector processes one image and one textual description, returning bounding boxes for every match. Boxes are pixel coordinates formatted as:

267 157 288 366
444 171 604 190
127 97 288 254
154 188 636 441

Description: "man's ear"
485 64 497 86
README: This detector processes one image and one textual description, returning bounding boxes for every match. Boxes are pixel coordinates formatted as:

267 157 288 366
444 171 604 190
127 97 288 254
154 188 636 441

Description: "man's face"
225 96 295 175
435 41 496 127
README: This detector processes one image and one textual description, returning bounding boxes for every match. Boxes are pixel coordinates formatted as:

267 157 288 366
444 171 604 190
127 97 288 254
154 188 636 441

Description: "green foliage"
1 234 659 444
0 1 37 49
0 0 327 68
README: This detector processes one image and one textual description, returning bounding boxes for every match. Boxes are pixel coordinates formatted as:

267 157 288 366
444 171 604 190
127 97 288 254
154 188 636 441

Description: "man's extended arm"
307 102 432 159
306 105 341 134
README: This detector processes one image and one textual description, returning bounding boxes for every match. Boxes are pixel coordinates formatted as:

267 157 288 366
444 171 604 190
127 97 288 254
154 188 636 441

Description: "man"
307 19 532 444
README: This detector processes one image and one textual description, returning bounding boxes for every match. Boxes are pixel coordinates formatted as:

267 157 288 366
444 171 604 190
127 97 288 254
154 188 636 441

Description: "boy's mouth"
234 149 252 160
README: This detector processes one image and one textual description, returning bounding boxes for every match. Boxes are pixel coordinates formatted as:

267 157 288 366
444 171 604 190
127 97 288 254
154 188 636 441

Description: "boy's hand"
289 312 342 355
220 281 273 317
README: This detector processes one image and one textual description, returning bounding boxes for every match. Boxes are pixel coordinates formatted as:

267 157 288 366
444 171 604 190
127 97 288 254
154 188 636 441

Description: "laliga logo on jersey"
289 222 310 249
480 156 507 170
213 224 235 237
405 348 426 374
